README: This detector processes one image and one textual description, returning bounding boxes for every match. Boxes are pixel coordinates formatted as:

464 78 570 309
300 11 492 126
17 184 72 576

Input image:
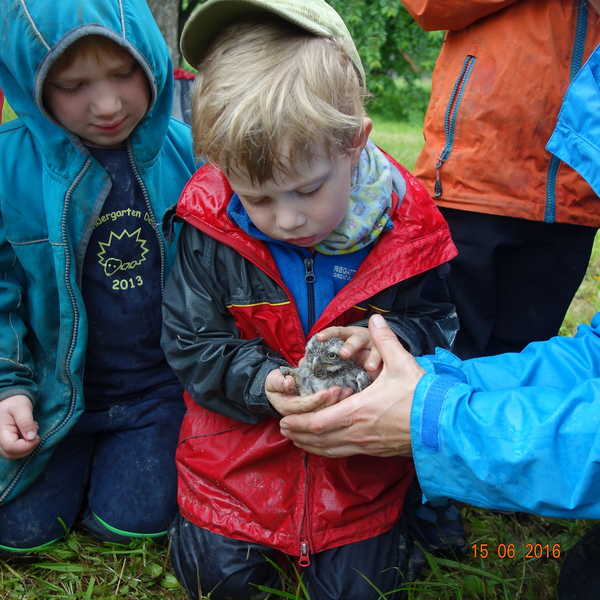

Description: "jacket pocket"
434 55 477 198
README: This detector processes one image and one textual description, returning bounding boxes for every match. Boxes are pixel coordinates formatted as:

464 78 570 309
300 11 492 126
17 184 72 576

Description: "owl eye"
327 351 338 360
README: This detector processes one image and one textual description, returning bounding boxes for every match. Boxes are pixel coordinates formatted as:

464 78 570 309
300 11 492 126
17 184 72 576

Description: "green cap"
180 0 365 84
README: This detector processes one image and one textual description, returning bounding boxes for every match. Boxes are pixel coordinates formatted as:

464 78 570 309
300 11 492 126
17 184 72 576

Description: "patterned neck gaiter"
313 141 404 255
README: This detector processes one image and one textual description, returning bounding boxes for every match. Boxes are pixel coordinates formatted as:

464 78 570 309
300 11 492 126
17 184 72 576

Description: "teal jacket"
410 43 600 517
0 0 195 504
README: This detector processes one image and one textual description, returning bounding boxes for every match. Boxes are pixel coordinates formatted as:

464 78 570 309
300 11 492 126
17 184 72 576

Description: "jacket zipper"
434 55 477 198
127 146 166 291
303 255 316 332
545 0 588 223
298 453 312 567
0 160 91 503
298 255 315 566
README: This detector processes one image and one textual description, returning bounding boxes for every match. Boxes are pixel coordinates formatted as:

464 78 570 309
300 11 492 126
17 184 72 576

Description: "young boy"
0 0 195 551
162 1 458 598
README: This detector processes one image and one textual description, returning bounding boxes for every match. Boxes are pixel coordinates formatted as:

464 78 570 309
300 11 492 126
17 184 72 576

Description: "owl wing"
355 369 372 392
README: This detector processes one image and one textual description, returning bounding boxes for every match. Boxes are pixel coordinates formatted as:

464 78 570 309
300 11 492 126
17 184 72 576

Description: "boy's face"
228 130 370 247
43 44 150 148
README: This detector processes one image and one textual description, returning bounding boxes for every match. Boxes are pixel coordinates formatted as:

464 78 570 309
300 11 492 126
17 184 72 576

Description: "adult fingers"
315 326 350 341
368 314 413 370
290 439 362 458
280 392 356 435
364 346 382 375
295 386 347 414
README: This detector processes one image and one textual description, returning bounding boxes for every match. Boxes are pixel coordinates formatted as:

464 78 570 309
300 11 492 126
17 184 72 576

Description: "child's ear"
350 117 373 165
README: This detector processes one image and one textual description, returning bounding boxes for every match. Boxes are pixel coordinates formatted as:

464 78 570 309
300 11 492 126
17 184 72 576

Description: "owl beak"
311 356 325 379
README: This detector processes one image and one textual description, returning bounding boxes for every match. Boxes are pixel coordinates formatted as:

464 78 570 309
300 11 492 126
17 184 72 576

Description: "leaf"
160 573 180 589
145 562 164 578
83 576 96 600
252 584 299 599
31 562 88 573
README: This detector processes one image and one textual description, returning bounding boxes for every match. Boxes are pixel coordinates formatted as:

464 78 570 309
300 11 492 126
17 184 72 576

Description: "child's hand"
0 394 40 460
265 369 348 416
316 325 383 379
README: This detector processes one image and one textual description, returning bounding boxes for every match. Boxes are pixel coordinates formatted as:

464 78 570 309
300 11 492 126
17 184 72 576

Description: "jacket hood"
0 0 173 172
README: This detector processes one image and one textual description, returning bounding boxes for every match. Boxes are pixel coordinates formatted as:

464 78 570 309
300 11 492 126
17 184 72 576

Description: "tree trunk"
147 0 180 66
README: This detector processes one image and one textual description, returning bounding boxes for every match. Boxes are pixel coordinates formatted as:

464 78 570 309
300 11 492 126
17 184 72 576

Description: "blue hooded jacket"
410 44 600 517
0 0 195 503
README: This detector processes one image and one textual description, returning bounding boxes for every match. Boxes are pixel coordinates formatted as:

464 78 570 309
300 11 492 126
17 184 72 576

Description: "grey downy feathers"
280 335 371 395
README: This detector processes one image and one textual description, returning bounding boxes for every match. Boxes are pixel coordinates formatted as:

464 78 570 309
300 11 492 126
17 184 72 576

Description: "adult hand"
279 314 424 457
0 394 40 459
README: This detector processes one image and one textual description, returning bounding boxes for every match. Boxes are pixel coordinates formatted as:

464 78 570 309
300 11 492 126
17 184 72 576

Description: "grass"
1 107 600 598
371 115 424 171
560 237 600 336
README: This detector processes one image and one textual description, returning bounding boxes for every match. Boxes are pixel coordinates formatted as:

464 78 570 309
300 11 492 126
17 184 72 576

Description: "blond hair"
192 17 367 183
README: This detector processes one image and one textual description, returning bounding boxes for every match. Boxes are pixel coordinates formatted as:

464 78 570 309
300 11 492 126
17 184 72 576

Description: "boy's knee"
0 528 65 556
169 514 279 600
81 510 169 544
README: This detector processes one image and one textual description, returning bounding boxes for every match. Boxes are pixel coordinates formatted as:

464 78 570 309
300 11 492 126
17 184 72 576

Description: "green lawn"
1 108 599 599
371 115 424 171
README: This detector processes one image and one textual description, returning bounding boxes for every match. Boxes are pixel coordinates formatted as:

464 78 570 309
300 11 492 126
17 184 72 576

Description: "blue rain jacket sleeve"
546 43 600 197
411 313 600 518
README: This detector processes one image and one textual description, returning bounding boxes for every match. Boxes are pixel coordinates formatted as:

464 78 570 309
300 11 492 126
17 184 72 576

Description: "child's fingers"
0 422 39 460
0 436 39 460
12 406 39 442
266 369 297 394
282 374 297 394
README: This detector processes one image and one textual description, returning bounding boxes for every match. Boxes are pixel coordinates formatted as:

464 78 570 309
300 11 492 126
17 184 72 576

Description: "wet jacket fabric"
413 316 600 517
402 0 600 226
161 156 458 559
0 0 195 504
547 43 600 201
410 47 600 517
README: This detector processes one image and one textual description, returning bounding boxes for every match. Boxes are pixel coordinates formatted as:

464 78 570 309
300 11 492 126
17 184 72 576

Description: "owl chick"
280 335 371 396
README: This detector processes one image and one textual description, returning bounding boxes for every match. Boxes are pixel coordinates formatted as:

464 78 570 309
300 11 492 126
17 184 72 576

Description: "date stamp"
471 543 561 560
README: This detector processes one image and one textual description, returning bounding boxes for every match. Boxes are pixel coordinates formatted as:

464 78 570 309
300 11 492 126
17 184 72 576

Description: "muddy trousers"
0 383 184 552
169 513 420 600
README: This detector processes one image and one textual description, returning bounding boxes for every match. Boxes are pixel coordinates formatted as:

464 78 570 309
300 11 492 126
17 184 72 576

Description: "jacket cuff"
412 373 459 452
247 359 284 418
410 372 466 503
0 387 35 404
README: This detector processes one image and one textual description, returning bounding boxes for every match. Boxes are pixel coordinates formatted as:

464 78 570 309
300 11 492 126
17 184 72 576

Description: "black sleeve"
161 224 284 423
351 264 458 355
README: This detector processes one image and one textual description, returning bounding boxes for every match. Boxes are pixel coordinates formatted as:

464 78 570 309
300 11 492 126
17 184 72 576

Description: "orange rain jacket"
402 0 600 226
